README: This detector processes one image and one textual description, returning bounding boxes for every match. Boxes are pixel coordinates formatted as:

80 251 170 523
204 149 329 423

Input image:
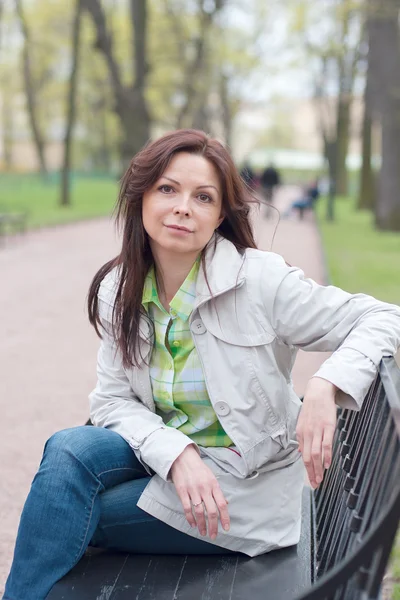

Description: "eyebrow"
161 176 219 193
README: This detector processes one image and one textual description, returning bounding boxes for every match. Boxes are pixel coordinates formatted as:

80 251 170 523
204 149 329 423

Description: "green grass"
393 588 400 600
392 540 400 592
316 195 400 599
0 173 118 229
316 195 400 306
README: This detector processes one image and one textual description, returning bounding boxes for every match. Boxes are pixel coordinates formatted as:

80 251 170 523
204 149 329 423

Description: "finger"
178 489 197 528
296 422 304 454
311 430 324 486
212 486 230 533
202 494 219 540
302 431 316 488
192 498 207 536
322 424 335 470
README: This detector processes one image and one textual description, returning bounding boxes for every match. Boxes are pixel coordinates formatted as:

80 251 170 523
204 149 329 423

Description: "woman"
4 129 400 599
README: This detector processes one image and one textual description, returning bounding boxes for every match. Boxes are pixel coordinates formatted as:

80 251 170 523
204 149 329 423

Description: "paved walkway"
0 186 329 591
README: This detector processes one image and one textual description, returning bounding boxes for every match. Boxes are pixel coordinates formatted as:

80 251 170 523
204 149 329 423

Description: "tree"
15 0 49 178
60 0 83 207
0 2 18 170
171 0 226 130
357 28 375 211
0 1 3 46
334 1 362 196
148 0 263 144
82 0 150 169
290 0 363 215
367 0 400 231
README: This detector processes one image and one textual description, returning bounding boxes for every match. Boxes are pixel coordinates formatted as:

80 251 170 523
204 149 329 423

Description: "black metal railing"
298 357 400 600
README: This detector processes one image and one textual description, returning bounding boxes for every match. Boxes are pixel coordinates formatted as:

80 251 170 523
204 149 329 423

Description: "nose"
173 194 192 217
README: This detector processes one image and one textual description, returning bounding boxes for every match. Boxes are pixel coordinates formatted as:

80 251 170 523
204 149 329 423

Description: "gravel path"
0 186 329 591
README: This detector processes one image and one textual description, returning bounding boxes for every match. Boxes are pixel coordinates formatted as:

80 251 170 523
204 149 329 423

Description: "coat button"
214 401 230 416
247 471 259 480
190 319 206 334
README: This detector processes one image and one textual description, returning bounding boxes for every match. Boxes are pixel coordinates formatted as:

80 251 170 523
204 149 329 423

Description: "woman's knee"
44 426 106 467
45 426 90 454
43 426 135 476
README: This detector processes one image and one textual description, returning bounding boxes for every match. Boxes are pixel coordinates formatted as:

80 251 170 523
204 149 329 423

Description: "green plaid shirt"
142 259 233 447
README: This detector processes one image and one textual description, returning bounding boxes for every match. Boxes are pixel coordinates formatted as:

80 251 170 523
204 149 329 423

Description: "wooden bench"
48 358 400 600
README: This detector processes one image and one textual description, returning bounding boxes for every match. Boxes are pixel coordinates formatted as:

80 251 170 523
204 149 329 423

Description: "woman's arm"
261 254 400 409
90 300 230 537
89 325 197 482
261 253 400 487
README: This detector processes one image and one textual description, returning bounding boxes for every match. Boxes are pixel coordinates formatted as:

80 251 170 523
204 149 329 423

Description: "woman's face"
142 152 224 260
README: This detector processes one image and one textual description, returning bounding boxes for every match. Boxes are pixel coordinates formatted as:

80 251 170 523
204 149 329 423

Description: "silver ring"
192 501 202 507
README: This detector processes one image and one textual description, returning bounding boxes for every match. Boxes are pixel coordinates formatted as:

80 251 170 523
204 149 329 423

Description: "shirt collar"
142 258 200 323
142 265 159 307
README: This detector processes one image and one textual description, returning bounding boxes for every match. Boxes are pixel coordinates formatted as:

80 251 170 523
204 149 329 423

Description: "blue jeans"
4 426 233 600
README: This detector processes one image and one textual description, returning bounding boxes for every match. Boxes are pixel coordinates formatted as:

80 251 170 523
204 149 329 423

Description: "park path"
0 186 329 591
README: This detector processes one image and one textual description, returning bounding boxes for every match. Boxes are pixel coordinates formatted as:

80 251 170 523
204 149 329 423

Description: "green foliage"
316 195 400 305
1 0 267 168
20 0 73 138
390 534 400 599
0 173 117 229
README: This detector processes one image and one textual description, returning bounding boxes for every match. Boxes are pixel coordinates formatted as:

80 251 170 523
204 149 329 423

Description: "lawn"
316 195 400 600
0 172 118 229
316 196 400 306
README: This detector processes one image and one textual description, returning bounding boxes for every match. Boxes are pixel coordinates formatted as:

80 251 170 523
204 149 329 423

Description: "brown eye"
198 193 212 203
159 185 173 193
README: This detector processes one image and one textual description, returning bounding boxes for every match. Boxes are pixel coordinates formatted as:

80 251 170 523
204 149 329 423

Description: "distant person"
240 162 256 188
260 163 281 218
260 163 281 201
284 179 320 220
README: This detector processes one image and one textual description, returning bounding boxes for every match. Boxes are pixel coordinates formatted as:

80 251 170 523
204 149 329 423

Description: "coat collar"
138 235 245 343
194 234 246 307
103 235 246 347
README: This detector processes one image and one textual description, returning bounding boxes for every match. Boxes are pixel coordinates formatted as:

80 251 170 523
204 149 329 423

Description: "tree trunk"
175 0 225 130
219 72 232 148
98 111 112 172
368 0 400 231
0 1 3 48
313 55 338 221
15 0 48 179
2 88 14 169
82 0 150 169
176 36 207 129
333 0 361 197
325 139 337 222
120 0 150 166
335 95 351 195
376 110 400 230
60 0 83 207
358 20 375 213
357 99 375 211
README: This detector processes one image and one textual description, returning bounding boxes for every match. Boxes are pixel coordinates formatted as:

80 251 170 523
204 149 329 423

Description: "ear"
216 215 224 228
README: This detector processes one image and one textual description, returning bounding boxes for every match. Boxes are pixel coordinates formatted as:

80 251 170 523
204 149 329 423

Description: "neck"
151 246 200 306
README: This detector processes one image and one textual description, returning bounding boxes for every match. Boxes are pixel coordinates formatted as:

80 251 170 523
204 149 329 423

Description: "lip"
165 224 193 233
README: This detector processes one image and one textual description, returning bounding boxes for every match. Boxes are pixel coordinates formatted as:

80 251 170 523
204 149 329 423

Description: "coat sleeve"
261 254 400 410
89 299 196 482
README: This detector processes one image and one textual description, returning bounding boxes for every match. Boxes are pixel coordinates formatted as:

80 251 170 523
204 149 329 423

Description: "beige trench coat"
89 235 400 556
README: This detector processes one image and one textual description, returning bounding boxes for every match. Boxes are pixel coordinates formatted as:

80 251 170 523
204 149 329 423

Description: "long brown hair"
88 129 258 367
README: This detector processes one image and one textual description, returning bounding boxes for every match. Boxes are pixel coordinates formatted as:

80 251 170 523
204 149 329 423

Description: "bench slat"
48 488 313 599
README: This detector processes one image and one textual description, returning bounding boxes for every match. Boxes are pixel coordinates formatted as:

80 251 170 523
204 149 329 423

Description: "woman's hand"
296 377 338 488
169 445 230 539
